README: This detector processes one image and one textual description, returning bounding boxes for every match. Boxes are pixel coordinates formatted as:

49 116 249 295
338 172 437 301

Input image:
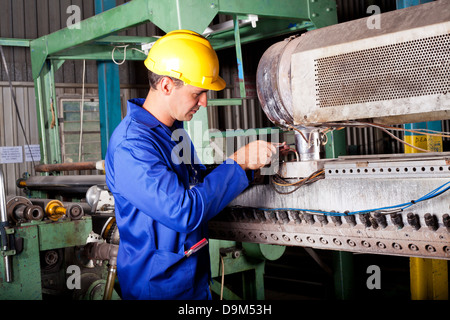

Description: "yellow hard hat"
144 30 226 91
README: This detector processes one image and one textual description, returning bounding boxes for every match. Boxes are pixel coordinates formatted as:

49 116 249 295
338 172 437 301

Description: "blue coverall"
105 98 250 299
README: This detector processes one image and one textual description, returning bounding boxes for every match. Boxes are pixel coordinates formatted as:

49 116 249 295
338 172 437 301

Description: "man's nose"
198 92 208 107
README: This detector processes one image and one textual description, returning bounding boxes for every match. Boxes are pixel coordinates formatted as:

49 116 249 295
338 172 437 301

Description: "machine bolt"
407 212 421 230
443 214 450 232
317 214 328 226
374 212 387 229
303 213 315 225
344 212 356 226
359 213 372 228
330 214 342 226
390 213 404 229
424 213 438 231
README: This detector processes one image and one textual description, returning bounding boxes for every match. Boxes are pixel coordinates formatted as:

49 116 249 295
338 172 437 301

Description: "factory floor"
264 246 413 300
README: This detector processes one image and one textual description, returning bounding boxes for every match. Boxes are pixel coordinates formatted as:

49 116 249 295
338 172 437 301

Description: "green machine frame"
0 0 338 300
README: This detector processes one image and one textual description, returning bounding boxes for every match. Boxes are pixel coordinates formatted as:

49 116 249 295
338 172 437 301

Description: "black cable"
0 45 36 167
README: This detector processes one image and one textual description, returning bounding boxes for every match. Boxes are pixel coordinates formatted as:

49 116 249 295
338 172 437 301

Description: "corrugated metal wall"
0 0 161 195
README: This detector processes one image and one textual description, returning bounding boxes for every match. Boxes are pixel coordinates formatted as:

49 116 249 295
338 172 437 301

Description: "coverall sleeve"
112 138 249 233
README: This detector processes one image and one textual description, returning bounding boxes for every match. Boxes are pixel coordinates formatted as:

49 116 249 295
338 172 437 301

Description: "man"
105 30 277 300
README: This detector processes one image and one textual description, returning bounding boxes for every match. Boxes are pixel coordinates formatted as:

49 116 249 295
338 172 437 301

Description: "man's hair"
148 70 184 90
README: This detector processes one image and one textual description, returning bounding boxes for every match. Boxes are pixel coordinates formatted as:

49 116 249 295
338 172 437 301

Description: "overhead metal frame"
24 0 338 166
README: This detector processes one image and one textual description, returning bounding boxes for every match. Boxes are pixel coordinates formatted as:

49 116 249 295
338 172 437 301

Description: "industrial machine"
219 0 450 260
0 0 449 300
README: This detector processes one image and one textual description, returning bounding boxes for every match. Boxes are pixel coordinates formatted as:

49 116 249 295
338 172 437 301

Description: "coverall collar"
127 98 183 132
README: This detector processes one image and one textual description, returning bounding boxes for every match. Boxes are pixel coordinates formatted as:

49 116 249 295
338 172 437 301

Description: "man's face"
169 83 208 122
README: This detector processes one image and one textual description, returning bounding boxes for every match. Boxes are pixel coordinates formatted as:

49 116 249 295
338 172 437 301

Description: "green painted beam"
208 99 242 107
217 0 337 28
30 0 336 78
30 0 154 78
49 44 147 61
0 38 30 47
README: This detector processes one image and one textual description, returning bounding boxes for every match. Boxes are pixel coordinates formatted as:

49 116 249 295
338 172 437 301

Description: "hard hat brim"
201 76 226 91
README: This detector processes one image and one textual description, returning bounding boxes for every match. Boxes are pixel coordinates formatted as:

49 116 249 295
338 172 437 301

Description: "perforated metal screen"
314 33 450 108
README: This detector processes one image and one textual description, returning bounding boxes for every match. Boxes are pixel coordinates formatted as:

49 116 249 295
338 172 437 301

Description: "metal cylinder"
256 35 302 127
242 242 285 261
103 265 117 300
17 175 107 195
6 196 45 223
294 127 321 161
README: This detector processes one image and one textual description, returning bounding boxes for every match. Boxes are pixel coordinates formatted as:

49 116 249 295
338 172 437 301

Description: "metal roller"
17 175 107 194
6 196 44 223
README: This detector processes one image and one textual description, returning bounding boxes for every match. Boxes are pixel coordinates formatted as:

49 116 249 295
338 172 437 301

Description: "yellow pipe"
410 258 448 300
405 123 448 300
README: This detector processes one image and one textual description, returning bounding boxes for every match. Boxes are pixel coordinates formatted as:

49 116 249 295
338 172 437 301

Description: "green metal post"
33 60 62 165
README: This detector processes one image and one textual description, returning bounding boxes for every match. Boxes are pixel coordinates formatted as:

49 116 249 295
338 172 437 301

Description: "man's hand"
228 140 277 171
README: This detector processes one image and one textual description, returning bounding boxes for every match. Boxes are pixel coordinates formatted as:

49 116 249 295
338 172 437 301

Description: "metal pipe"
34 160 104 172
0 169 12 282
17 175 106 194
84 242 118 300
103 265 117 300
294 127 321 161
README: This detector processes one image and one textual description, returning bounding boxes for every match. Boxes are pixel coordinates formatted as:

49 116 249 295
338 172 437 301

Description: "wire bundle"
285 120 450 153
270 169 325 195
261 180 450 217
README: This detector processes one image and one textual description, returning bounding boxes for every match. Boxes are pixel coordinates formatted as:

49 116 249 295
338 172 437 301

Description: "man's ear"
159 76 175 95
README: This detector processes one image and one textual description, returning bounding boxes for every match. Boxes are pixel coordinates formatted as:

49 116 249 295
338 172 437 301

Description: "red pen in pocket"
184 238 208 257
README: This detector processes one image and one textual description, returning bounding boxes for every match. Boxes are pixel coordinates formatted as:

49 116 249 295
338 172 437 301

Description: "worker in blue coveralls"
105 30 278 300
